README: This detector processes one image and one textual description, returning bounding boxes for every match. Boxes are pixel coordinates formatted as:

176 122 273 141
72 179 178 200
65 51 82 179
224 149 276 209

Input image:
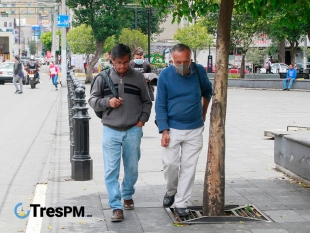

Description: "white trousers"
162 126 204 208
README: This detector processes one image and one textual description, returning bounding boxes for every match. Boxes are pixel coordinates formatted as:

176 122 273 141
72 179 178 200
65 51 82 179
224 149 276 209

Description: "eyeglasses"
113 61 130 66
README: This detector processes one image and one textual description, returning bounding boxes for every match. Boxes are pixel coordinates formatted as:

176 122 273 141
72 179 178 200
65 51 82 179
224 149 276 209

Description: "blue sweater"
286 68 297 79
155 63 213 133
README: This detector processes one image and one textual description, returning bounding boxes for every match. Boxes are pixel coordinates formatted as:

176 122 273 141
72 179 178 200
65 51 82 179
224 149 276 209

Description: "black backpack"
90 68 118 118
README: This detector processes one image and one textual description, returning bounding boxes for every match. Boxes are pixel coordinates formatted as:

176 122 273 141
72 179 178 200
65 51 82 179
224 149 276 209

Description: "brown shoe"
111 209 123 222
124 199 134 210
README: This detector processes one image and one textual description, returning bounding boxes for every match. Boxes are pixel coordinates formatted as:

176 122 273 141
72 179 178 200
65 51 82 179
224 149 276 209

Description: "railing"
66 69 93 181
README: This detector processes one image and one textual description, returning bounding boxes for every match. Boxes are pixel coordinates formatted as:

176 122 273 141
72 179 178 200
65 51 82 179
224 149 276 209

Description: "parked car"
294 63 303 73
259 63 289 73
35 56 46 65
207 63 249 74
0 61 26 85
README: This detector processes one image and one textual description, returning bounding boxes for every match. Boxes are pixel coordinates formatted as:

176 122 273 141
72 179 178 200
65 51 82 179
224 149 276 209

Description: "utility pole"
61 0 67 87
51 5 57 64
18 10 20 56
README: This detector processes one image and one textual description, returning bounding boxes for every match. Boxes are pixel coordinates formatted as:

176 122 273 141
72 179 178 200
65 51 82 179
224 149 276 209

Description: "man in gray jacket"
89 44 152 222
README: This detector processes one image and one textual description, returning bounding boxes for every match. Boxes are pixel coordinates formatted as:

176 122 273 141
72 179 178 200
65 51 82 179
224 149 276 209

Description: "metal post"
18 10 20 56
71 87 93 181
61 0 67 87
135 8 138 30
147 7 151 62
52 6 57 64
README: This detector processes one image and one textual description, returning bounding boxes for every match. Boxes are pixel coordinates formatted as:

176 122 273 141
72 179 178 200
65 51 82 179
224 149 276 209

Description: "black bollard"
71 87 93 181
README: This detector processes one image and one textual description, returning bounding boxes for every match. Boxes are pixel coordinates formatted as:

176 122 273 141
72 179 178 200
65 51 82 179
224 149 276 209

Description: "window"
9 22 12 27
4 22 7 27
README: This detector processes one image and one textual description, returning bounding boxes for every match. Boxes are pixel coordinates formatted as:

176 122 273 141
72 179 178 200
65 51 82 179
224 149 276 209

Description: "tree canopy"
118 28 148 54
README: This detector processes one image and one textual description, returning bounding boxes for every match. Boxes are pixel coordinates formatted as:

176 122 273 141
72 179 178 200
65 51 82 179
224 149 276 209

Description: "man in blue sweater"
155 44 213 217
283 64 297 91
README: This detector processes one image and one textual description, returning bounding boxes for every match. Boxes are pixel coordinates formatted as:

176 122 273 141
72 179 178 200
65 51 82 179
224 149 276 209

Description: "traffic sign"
57 15 69 28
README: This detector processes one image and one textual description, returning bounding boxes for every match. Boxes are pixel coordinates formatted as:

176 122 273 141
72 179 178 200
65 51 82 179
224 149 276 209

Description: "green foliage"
142 0 219 23
103 36 116 53
29 41 37 55
174 23 214 51
67 24 96 55
301 46 310 60
118 28 148 55
41 31 61 51
127 7 168 35
246 48 267 66
66 0 132 43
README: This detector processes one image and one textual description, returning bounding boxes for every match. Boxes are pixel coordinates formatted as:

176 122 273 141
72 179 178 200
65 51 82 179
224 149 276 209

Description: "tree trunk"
193 49 197 62
85 41 104 83
289 41 298 65
278 40 285 63
240 54 245 79
202 0 234 216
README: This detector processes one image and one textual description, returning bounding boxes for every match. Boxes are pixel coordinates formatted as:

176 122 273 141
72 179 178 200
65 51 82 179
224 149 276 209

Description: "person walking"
129 47 156 101
283 64 297 91
13 55 24 94
88 44 152 222
49 61 60 90
155 43 213 217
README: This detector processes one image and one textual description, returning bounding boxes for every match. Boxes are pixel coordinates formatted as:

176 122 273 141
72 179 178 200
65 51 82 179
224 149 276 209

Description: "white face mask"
134 59 144 65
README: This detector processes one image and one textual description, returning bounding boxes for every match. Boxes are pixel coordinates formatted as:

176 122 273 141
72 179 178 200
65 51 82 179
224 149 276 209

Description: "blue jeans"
52 75 58 88
283 77 295 89
102 125 143 210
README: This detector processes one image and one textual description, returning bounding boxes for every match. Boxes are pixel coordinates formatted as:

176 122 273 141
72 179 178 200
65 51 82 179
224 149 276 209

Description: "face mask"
175 64 190 76
134 59 143 65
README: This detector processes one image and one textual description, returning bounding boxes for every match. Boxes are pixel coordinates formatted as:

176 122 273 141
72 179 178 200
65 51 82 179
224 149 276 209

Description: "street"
0 70 310 232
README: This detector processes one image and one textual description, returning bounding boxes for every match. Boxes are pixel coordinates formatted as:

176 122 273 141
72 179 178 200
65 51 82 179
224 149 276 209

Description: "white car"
259 63 289 73
0 61 26 85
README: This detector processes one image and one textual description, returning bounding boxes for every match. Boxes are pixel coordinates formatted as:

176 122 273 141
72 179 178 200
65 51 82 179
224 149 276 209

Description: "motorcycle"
27 69 39 89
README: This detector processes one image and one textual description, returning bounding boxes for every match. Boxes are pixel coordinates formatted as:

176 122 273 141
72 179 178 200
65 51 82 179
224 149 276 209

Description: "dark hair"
134 47 144 56
111 44 131 60
171 43 191 53
14 55 20 60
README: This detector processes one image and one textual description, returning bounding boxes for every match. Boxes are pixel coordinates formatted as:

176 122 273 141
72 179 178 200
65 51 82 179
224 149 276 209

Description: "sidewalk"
39 85 310 233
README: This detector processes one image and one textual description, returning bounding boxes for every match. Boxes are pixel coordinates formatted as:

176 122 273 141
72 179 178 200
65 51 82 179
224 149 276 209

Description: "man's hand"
109 97 123 108
136 120 143 127
161 130 170 147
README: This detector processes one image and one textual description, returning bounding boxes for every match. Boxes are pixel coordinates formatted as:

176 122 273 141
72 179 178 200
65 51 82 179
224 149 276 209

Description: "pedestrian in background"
83 60 87 74
88 44 152 222
13 55 23 94
155 43 213 217
49 61 60 90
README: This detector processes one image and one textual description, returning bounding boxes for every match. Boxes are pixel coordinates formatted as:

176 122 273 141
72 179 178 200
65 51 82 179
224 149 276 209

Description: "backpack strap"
193 63 203 97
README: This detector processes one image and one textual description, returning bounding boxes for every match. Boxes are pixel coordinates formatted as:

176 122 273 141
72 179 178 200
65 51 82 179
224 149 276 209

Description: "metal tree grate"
165 204 273 224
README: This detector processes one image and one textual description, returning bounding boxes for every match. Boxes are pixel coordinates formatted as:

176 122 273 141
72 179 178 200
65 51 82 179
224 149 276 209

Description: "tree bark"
240 54 245 79
289 41 298 65
85 41 104 83
278 40 285 63
202 0 234 216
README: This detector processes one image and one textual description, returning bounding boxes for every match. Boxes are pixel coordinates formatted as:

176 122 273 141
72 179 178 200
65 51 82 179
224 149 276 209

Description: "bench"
279 73 309 79
271 130 310 186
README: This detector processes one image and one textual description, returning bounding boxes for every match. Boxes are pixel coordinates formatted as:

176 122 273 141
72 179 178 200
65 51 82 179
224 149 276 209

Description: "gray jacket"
88 67 152 131
14 60 23 75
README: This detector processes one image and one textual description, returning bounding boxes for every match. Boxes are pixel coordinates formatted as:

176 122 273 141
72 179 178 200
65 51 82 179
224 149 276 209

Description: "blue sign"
57 15 69 28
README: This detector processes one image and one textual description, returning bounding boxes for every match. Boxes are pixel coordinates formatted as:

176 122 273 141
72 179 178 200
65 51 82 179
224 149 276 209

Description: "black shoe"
287 89 290 91
163 193 175 208
18 91 23 94
283 88 287 91
15 90 19 94
175 207 189 217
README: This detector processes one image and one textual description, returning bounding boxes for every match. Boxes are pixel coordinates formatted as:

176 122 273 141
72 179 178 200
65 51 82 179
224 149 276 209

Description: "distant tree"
246 47 267 74
174 23 214 62
66 0 132 83
41 31 61 52
118 28 148 55
103 35 116 53
67 24 96 68
29 40 37 55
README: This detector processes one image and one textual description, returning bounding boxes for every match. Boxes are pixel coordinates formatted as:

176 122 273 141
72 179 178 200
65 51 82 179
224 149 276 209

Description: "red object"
206 63 249 74
46 51 51 59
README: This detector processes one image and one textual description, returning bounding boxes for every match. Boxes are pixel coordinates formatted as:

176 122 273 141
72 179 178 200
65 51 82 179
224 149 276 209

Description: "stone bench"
272 130 310 185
